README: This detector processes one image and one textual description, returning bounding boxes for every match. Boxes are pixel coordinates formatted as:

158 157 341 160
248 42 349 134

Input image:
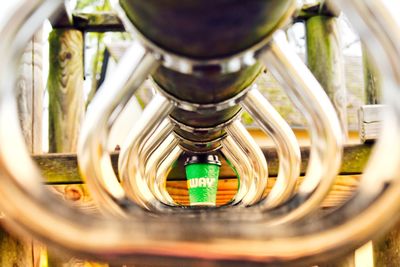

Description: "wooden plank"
48 185 99 214
168 144 372 179
36 153 86 184
34 144 372 184
72 12 125 32
44 174 360 210
52 9 124 32
294 3 339 22
167 175 360 208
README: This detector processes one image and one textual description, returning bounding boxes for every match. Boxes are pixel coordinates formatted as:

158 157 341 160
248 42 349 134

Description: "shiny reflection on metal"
242 88 300 209
77 40 160 216
178 142 222 154
110 0 297 75
174 132 227 146
139 119 175 205
145 134 180 205
257 31 343 223
173 131 226 154
225 120 269 206
154 145 182 206
153 79 252 113
118 94 174 211
221 136 253 206
2 0 400 266
169 109 242 134
140 118 174 167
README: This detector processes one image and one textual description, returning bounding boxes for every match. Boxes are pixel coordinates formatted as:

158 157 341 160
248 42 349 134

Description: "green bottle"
185 154 221 206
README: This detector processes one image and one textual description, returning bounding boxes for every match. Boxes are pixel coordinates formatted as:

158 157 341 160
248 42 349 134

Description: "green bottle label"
185 163 220 206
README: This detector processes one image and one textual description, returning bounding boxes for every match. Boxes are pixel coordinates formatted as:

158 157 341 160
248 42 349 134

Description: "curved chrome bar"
1 0 400 266
118 94 174 210
220 136 253 205
256 31 344 223
77 38 160 216
141 119 174 169
154 145 182 206
225 120 269 206
139 118 175 204
145 134 179 205
241 88 300 209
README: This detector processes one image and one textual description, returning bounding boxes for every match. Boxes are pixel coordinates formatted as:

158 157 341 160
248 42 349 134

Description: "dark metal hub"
120 0 296 151
120 0 296 58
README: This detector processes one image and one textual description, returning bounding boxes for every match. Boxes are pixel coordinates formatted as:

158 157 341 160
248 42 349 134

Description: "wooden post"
48 29 84 153
48 27 81 267
365 26 399 264
362 45 382 105
306 14 353 267
306 15 348 136
17 30 44 154
47 27 108 267
1 29 46 267
47 27 83 267
373 221 400 265
369 43 399 265
0 229 33 267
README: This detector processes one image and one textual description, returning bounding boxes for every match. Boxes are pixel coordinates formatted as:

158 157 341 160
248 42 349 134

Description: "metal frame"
0 0 399 266
225 120 269 206
241 88 300 209
220 135 254 206
145 133 180 205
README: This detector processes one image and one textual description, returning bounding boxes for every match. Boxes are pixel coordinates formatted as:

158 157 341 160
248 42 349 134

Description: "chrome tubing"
1 0 400 266
145 133 180 205
225 120 269 206
220 135 253 205
118 94 174 211
241 89 300 208
139 118 175 204
141 118 174 168
154 144 182 206
77 39 160 216
256 31 343 223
